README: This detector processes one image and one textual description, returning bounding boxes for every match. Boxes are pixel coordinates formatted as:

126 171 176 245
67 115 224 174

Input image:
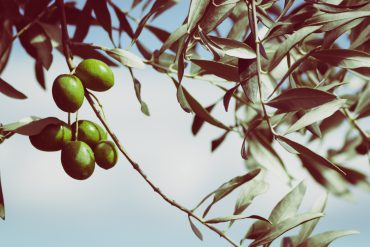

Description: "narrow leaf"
2 117 63 136
285 99 345 134
208 36 256 59
311 49 370 69
203 169 261 218
276 135 345 175
250 213 324 247
105 48 145 69
298 230 359 247
187 0 210 33
92 0 113 40
192 59 239 81
171 78 230 130
192 103 216 135
266 88 336 113
188 216 203 241
35 61 46 89
159 24 187 55
206 214 270 224
0 78 27 99
268 25 321 71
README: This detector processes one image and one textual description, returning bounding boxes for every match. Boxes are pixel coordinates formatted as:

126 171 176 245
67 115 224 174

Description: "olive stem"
57 1 239 246
56 0 74 71
67 113 71 126
75 111 79 141
250 0 274 135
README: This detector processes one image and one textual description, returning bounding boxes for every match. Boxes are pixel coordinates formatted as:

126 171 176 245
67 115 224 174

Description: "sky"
0 0 369 246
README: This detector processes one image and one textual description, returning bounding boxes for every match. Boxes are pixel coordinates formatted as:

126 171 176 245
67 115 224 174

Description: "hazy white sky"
0 1 369 246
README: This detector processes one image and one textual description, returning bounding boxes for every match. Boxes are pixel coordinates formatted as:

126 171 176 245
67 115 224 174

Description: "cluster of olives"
28 59 118 180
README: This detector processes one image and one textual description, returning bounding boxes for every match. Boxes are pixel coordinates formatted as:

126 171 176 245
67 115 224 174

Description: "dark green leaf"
208 36 256 59
192 103 216 135
91 0 113 41
72 0 93 42
2 117 63 136
171 77 230 130
191 59 239 81
311 49 370 69
276 135 345 175
111 3 135 38
0 78 27 99
211 130 229 152
35 61 46 90
267 88 337 113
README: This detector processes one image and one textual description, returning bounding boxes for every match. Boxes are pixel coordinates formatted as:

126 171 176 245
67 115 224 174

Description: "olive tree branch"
57 1 240 246
250 0 274 134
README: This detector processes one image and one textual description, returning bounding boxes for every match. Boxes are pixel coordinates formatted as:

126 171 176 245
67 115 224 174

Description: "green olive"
61 141 95 180
29 123 72 151
71 120 107 148
94 141 118 170
75 59 114 92
52 74 84 113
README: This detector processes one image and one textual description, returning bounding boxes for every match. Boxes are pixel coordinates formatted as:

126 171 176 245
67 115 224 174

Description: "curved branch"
56 0 239 246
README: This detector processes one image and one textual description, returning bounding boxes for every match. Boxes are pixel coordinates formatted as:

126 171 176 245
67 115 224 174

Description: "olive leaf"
245 181 307 240
285 99 346 134
188 216 203 241
0 78 27 99
267 88 337 113
35 61 46 90
268 25 322 71
311 49 370 69
128 68 150 116
187 0 210 33
208 36 256 59
192 169 261 217
298 230 359 247
171 77 230 130
191 59 239 81
105 48 145 69
2 117 63 136
249 213 324 247
276 135 345 175
205 214 270 224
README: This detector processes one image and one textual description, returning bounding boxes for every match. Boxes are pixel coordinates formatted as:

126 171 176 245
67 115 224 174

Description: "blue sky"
0 0 369 246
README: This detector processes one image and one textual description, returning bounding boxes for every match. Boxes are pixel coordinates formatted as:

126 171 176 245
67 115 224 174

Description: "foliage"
0 0 369 246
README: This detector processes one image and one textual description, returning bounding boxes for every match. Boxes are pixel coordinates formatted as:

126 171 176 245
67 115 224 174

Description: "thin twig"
57 0 74 71
57 1 239 246
342 109 369 141
251 0 274 134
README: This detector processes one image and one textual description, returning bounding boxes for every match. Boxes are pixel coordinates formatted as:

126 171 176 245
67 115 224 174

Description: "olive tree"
0 0 369 246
